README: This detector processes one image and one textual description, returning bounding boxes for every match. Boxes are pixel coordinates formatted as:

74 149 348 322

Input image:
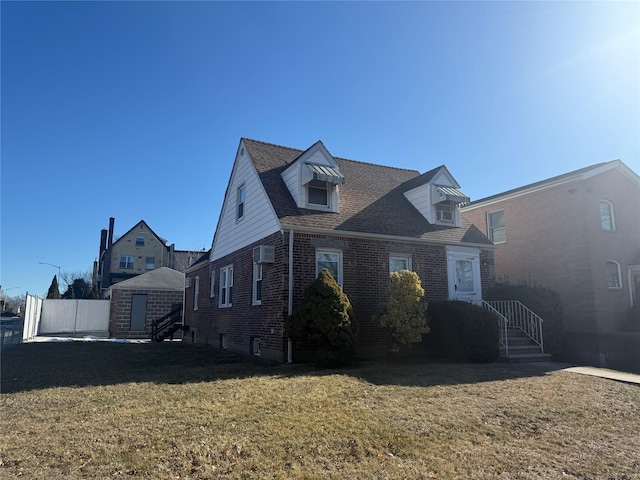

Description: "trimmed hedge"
425 301 499 363
486 283 564 356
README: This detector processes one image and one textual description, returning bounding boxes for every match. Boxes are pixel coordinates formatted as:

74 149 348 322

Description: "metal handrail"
482 301 509 357
151 304 183 342
486 300 544 353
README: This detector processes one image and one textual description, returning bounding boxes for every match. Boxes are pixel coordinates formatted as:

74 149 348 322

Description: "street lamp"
39 262 61 281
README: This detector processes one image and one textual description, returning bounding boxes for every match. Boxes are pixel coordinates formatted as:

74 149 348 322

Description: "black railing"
151 304 185 342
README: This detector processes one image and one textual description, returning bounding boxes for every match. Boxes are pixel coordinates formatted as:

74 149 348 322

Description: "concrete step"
503 353 553 363
500 345 543 355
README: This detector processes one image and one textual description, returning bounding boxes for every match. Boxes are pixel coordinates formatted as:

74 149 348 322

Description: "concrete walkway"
524 361 640 385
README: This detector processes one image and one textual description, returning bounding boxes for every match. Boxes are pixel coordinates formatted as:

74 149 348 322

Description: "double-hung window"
308 180 329 207
600 201 615 232
210 271 216 298
193 277 200 311
219 265 233 307
436 203 454 224
606 261 622 289
316 250 342 286
145 257 155 270
120 256 134 269
487 210 506 244
253 263 263 305
237 184 246 220
390 255 412 274
135 236 145 246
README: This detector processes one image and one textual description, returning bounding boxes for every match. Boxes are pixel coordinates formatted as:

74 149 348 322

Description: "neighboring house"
94 217 204 295
461 160 640 367
105 267 185 339
184 138 495 362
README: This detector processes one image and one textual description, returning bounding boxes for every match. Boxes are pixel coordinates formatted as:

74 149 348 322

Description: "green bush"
286 269 358 367
425 301 499 363
622 302 640 331
486 283 564 356
377 270 429 353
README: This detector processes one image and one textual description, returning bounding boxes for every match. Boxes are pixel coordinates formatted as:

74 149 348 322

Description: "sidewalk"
525 361 640 385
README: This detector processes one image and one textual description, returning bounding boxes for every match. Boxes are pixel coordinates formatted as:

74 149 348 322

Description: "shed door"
131 294 148 331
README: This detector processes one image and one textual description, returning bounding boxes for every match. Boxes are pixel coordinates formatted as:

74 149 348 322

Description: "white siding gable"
211 142 281 261
281 141 341 212
404 166 464 226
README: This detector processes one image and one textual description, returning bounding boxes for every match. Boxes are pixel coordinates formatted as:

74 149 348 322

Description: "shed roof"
110 267 184 291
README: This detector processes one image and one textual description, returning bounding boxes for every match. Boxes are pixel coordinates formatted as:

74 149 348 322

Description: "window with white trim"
237 184 245 220
120 256 134 269
252 337 261 356
308 180 329 207
219 265 233 307
487 210 506 244
436 202 454 225
600 200 615 232
390 255 412 274
606 261 622 289
253 263 263 305
316 250 342 286
210 271 216 298
193 276 200 310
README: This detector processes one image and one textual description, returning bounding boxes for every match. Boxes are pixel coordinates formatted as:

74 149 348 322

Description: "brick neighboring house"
94 217 204 296
184 138 496 362
461 160 640 368
105 267 185 338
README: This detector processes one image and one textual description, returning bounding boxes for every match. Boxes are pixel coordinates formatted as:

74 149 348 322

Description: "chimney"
99 229 107 256
108 217 115 248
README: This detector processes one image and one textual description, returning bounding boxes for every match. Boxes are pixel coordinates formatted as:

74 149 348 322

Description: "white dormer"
281 141 345 213
404 166 470 227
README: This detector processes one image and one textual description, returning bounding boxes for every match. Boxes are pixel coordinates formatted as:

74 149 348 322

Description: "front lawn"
1 342 638 479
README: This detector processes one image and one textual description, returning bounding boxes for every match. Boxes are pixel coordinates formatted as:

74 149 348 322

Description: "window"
487 210 506 244
120 256 134 269
219 265 233 307
252 337 261 356
193 277 200 310
316 250 342 286
308 179 328 206
390 255 412 274
135 236 145 246
436 203 454 224
220 334 228 350
600 201 615 231
145 257 155 270
606 261 622 289
455 259 475 292
210 271 216 298
237 184 246 220
253 263 263 305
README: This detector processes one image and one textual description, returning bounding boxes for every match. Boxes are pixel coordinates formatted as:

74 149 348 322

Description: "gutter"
287 229 294 363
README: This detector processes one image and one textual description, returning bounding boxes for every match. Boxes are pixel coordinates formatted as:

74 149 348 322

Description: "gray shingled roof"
243 139 491 246
110 267 184 290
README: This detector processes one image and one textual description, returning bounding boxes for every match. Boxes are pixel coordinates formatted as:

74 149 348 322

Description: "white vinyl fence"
24 294 43 341
39 299 110 337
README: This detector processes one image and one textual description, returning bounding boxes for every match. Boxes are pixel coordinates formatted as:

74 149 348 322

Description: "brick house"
105 267 185 339
183 138 496 362
461 160 640 368
94 217 203 296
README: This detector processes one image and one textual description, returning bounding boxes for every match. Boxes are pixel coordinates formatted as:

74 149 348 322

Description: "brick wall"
109 288 184 338
185 230 494 361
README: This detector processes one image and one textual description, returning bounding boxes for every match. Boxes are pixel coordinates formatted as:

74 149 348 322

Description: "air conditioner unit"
253 245 275 264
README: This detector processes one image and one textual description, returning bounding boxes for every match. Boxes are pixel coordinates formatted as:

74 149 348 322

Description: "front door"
446 246 482 304
130 294 148 331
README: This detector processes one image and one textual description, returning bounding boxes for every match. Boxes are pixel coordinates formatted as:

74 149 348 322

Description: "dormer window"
436 202 455 224
308 179 329 207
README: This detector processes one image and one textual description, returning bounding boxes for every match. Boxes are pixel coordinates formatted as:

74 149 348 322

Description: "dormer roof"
242 138 491 246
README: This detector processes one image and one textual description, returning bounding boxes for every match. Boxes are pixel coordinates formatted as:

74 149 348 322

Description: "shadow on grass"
1 341 557 394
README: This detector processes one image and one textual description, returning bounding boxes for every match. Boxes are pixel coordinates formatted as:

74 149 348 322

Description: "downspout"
287 229 294 363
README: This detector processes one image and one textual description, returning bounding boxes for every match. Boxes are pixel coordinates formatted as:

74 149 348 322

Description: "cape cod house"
184 138 496 362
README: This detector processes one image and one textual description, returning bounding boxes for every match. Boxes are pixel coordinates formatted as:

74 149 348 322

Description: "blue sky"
2 1 639 299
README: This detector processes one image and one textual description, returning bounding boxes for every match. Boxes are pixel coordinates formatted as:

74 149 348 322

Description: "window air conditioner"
253 245 275 264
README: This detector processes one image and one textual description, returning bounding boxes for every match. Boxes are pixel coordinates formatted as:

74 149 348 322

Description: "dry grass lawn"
1 342 639 479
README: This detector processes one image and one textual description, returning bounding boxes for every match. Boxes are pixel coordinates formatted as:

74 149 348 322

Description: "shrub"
377 270 429 353
286 269 358 367
425 301 499 363
486 283 564 356
622 302 640 331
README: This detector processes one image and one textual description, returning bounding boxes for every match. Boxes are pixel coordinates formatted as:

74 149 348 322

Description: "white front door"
446 246 482 304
